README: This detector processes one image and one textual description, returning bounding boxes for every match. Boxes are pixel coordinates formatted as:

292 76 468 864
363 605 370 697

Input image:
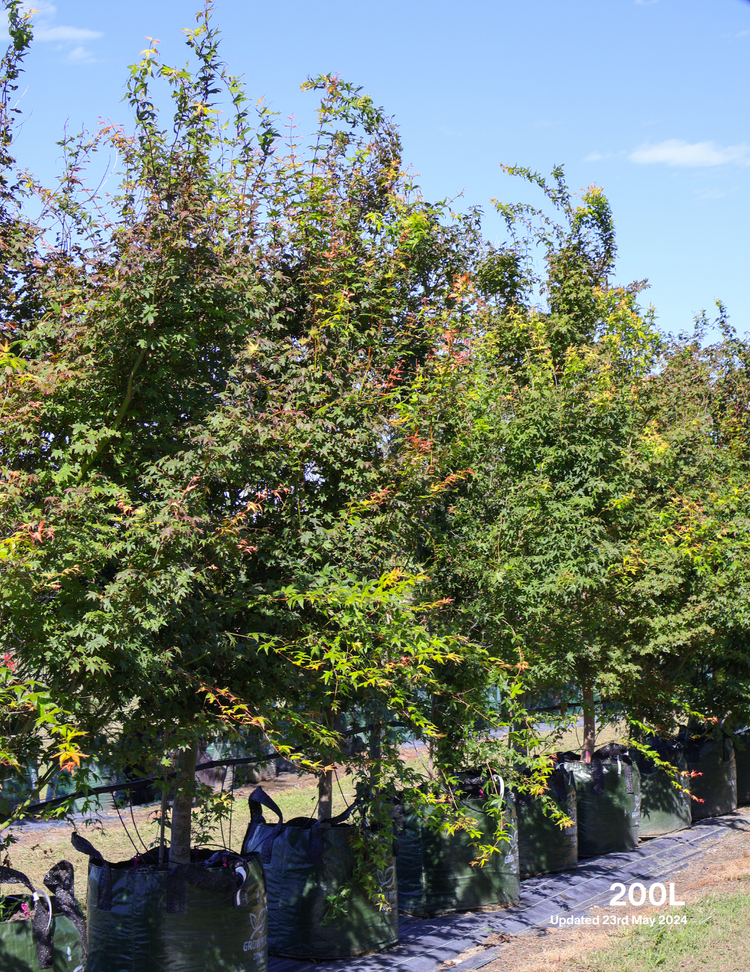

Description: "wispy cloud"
36 25 103 43
66 45 97 65
16 2 103 62
629 139 750 167
584 150 629 163
695 188 728 201
635 0 658 5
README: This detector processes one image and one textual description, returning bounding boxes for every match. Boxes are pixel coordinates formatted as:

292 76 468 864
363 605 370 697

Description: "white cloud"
66 45 95 64
13 2 103 56
36 25 103 42
629 139 750 168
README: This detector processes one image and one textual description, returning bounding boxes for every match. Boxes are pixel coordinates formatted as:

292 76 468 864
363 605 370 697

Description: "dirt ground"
441 809 750 972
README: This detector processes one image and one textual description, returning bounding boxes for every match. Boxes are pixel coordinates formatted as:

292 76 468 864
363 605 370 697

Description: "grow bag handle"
328 795 360 826
304 795 363 866
44 860 87 964
550 768 568 805
247 786 284 828
247 786 286 865
456 776 504 815
70 830 105 862
0 864 54 969
590 752 634 796
71 833 116 912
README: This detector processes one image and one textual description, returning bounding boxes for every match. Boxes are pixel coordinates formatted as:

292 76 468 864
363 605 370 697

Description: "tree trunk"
170 740 198 865
318 769 333 821
158 774 169 869
582 684 596 761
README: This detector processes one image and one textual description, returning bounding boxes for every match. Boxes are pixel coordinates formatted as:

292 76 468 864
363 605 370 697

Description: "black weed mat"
268 811 750 972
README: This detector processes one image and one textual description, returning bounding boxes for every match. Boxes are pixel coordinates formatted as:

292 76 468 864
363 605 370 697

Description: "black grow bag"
0 861 86 971
516 764 577 879
681 730 737 821
396 776 520 916
636 739 691 839
561 745 641 858
733 729 750 806
77 837 267 972
241 787 397 961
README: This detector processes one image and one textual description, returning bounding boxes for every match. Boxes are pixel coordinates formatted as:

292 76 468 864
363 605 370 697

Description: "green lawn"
4 776 354 904
584 888 750 972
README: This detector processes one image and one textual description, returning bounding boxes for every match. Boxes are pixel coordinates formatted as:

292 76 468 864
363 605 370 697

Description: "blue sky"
6 0 750 339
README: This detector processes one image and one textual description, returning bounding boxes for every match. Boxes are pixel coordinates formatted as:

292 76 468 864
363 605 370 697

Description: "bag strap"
0 864 35 894
246 786 285 864
329 795 360 825
44 861 87 965
70 831 105 863
304 796 362 866
591 757 605 795
623 758 634 794
247 786 283 832
0 864 54 969
550 768 567 805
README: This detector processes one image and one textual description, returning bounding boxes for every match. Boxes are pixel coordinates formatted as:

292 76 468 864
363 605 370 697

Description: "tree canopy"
2 0 750 869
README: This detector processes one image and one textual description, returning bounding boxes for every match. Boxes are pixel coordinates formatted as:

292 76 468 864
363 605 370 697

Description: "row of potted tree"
3 1 750 968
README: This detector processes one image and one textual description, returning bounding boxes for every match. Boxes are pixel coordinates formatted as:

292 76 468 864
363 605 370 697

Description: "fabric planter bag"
733 729 750 806
682 731 737 821
396 776 520 916
516 764 577 879
636 740 691 839
76 836 267 972
561 744 641 858
241 787 397 961
0 861 86 971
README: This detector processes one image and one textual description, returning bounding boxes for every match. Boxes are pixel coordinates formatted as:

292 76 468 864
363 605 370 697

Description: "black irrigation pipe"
20 729 406 817
18 707 606 817
20 729 403 816
22 752 282 816
527 700 618 714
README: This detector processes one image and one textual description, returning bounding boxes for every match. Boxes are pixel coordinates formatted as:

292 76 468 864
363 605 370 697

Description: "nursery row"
4 10 750 972
2 729 745 971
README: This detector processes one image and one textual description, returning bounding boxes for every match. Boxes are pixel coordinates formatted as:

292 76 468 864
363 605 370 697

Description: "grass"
531 719 629 758
583 887 750 972
1 723 625 909
3 774 355 906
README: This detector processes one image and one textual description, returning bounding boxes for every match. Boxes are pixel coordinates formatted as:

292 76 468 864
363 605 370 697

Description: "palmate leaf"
0 1 533 858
